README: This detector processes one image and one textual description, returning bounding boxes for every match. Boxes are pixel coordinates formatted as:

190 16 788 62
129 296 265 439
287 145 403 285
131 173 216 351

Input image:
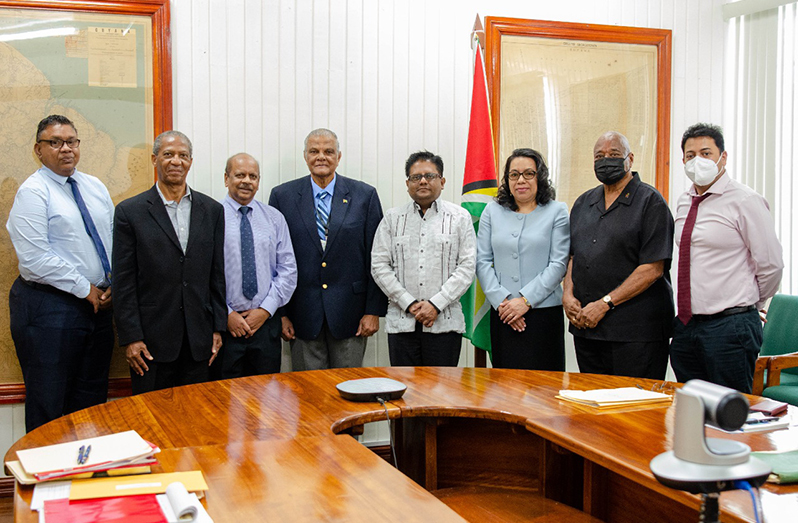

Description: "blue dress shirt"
223 195 298 315
476 200 570 309
311 175 336 222
7 166 114 298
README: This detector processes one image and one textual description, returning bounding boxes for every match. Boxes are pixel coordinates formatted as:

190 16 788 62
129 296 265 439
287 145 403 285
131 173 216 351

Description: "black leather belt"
19 277 107 295
692 305 756 322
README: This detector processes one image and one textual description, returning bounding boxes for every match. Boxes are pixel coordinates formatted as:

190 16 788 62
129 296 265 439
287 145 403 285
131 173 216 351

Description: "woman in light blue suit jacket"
476 148 570 370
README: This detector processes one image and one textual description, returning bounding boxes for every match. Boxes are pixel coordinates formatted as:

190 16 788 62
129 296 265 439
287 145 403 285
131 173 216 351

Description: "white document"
17 430 154 475
558 387 671 406
31 480 70 511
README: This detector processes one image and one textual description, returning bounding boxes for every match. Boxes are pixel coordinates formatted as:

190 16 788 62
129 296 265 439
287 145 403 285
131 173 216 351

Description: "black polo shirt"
569 173 674 342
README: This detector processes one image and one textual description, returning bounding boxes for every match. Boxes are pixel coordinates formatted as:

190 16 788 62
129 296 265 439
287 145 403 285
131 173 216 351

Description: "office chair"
751 294 798 405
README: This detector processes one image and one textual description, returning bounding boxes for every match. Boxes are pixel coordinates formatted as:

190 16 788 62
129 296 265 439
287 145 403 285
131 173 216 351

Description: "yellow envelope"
70 470 207 500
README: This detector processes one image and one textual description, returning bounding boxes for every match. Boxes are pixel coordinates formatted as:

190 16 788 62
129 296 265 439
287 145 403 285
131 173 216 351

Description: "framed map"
484 18 671 208
0 0 171 392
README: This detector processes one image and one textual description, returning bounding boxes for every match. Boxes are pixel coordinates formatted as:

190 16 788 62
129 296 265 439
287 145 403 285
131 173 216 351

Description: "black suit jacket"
268 174 387 340
113 185 226 362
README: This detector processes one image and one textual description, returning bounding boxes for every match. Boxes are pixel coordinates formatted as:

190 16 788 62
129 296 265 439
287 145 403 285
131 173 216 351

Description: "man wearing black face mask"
563 131 675 379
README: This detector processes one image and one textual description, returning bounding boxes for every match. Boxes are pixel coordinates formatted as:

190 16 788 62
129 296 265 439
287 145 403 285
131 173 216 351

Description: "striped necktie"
316 191 330 240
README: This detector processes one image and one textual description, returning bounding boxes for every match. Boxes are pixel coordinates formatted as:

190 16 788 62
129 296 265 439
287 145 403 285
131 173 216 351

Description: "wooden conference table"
5 367 798 522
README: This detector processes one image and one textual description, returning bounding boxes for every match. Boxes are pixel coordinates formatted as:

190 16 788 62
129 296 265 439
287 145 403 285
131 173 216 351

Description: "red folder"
43 494 167 523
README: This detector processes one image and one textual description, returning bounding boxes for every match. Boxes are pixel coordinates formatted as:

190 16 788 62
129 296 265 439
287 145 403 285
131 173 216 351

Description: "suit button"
322 262 327 267
179 306 183 311
179 256 184 263
183 281 188 287
322 284 328 289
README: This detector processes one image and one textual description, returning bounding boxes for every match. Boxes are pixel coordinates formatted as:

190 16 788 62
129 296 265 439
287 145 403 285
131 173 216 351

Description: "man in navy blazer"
269 128 387 370
113 131 226 394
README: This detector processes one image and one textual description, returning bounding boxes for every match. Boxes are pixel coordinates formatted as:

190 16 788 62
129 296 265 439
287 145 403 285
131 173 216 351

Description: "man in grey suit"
268 129 387 370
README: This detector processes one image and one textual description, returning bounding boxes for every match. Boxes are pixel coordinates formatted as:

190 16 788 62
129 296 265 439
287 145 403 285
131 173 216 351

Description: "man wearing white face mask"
670 123 783 393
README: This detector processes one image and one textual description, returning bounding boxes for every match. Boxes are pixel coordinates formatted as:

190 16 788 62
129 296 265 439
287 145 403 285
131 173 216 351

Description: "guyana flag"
460 41 498 356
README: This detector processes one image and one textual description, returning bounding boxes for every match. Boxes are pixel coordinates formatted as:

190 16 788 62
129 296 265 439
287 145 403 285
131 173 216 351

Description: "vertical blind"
724 2 797 295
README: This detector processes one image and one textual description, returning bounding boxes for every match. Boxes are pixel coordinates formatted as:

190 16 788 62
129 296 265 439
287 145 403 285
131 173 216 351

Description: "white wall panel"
1 0 736 473
168 0 728 376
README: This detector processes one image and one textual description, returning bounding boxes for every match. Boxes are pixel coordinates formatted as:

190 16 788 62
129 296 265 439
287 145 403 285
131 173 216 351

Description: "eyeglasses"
508 169 537 181
407 173 441 183
38 138 81 150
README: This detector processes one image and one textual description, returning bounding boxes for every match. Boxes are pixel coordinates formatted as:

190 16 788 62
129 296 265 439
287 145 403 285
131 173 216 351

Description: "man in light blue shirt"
219 153 297 377
7 114 115 432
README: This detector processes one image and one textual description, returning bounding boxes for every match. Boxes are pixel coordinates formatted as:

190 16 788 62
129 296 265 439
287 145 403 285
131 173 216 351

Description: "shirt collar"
687 171 731 197
40 165 75 185
223 194 254 212
413 198 440 216
587 172 641 207
311 174 336 199
156 182 192 205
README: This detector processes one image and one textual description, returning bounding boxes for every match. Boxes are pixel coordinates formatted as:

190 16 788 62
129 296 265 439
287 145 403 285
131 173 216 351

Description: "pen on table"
77 445 85 465
80 445 92 465
745 417 781 424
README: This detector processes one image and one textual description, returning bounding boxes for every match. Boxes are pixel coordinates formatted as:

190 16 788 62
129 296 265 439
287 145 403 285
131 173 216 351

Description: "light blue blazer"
476 200 570 309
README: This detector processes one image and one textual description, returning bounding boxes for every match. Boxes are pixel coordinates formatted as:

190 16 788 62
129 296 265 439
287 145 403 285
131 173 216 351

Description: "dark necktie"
66 177 112 284
677 193 711 325
240 206 258 300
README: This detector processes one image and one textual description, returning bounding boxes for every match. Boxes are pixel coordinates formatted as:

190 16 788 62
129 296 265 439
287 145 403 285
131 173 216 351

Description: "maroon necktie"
677 193 711 325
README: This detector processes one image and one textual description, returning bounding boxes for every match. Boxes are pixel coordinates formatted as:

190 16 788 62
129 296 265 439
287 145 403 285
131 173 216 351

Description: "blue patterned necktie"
240 206 258 300
316 191 330 240
66 177 112 285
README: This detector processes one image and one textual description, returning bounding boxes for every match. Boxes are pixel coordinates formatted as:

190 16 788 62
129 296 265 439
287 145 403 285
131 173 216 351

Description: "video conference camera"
650 379 771 494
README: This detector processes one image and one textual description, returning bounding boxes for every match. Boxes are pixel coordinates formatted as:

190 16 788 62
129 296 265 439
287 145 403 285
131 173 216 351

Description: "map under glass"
0 8 155 383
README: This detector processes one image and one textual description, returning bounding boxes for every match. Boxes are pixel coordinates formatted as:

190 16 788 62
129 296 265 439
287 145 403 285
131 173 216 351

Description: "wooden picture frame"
484 17 671 206
0 0 171 397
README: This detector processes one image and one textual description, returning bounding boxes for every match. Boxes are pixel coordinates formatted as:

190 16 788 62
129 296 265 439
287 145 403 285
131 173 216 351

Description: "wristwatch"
602 295 615 310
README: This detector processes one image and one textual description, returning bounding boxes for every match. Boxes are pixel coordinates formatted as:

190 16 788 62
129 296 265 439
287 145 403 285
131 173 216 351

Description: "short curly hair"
495 148 556 210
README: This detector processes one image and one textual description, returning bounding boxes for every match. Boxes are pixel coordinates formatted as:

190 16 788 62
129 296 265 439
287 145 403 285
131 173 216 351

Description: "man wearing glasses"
564 131 674 379
7 114 115 432
371 151 476 366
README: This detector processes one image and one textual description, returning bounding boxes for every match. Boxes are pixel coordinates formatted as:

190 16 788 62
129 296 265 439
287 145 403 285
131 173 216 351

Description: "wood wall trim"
0 378 132 405
484 17 672 201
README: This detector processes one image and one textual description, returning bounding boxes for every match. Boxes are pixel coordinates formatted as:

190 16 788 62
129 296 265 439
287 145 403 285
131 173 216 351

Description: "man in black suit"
113 131 226 394
269 128 387 370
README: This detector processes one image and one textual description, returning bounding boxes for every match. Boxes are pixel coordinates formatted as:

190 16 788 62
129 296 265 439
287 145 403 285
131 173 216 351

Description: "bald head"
224 152 261 205
225 152 259 174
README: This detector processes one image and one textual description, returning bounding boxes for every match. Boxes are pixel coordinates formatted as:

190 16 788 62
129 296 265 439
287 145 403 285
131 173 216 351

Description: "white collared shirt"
7 166 114 298
371 198 476 334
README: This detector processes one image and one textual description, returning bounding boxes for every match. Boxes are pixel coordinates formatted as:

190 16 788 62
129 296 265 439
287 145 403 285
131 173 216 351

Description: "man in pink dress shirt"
669 123 783 393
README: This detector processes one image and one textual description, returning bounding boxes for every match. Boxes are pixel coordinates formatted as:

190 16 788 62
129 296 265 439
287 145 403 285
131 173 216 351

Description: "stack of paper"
6 430 159 484
32 476 212 523
557 387 673 408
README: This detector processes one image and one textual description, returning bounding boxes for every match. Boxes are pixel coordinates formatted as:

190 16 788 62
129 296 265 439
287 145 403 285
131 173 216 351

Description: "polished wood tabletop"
5 368 798 522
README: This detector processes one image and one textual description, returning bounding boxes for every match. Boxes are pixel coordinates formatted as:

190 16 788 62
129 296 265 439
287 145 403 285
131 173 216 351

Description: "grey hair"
225 152 260 174
595 131 631 156
303 128 340 153
153 130 193 157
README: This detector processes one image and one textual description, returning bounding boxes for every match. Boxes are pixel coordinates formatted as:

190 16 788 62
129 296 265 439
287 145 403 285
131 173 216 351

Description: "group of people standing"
476 125 782 400
6 115 782 435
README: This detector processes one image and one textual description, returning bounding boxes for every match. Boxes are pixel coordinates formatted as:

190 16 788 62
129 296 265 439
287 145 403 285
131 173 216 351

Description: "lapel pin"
343 199 348 204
